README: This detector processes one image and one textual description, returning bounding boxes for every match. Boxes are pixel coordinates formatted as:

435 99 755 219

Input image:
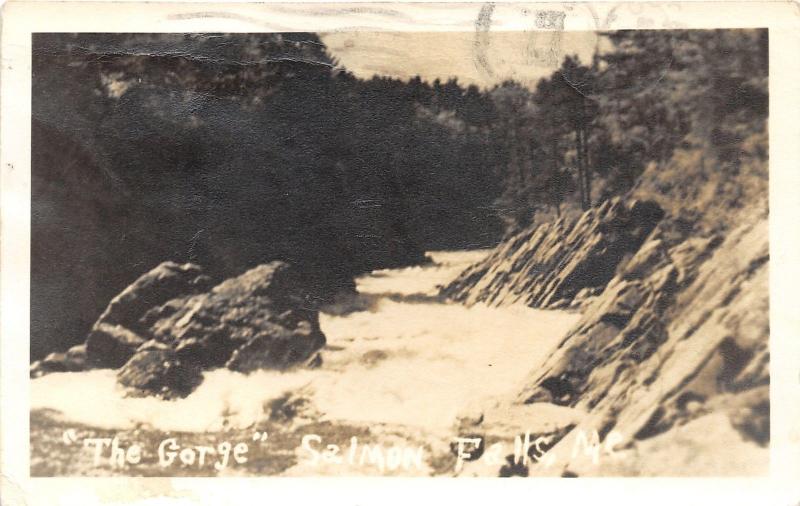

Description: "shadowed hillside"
442 29 769 476
32 33 507 359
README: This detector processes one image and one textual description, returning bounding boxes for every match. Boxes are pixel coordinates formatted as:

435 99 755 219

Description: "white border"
2 2 799 504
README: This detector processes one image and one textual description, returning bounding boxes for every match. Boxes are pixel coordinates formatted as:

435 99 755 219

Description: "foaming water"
316 299 578 428
31 368 317 432
30 250 580 433
355 250 490 296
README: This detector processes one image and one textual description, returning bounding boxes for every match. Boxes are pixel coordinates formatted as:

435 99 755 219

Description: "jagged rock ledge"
440 197 664 310
520 211 769 476
444 198 769 476
31 261 326 398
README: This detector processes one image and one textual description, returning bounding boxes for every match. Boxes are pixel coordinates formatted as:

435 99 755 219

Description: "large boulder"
85 323 147 368
30 344 88 378
225 321 324 373
95 262 212 332
82 262 212 368
32 259 327 399
210 261 301 301
143 261 325 374
117 341 202 399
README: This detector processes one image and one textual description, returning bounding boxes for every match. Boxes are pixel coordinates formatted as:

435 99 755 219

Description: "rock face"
30 344 88 378
441 198 664 309
117 341 203 399
443 199 769 476
84 262 212 368
142 261 325 375
521 212 768 476
31 260 326 399
94 262 213 332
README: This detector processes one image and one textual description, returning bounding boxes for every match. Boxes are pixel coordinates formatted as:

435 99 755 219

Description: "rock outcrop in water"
441 198 664 309
31 261 326 398
31 32 509 363
444 199 769 476
85 262 214 368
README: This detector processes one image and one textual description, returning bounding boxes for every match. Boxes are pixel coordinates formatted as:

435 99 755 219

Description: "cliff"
441 198 664 309
443 199 769 476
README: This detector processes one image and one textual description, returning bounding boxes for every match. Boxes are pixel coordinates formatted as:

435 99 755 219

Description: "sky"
320 31 605 90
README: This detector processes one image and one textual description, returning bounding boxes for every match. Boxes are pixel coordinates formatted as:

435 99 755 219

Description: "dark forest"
31 30 767 359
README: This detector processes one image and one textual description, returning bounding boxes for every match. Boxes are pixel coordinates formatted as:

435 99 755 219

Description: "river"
30 251 580 476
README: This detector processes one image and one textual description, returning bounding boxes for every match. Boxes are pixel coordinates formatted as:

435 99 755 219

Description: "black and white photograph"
2 2 798 496
23 24 772 478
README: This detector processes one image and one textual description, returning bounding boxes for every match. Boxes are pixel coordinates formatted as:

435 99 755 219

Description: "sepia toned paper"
2 1 800 504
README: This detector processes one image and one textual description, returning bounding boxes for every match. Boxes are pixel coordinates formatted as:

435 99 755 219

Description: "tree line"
30 30 767 358
489 29 767 230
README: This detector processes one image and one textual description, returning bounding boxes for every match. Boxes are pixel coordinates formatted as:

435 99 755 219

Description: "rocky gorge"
25 29 771 479
29 193 769 477
442 197 769 476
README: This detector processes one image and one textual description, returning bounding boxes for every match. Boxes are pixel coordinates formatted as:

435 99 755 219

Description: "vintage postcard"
2 0 800 504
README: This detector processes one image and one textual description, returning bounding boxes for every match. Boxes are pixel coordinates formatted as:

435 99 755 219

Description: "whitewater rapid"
31 251 580 434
